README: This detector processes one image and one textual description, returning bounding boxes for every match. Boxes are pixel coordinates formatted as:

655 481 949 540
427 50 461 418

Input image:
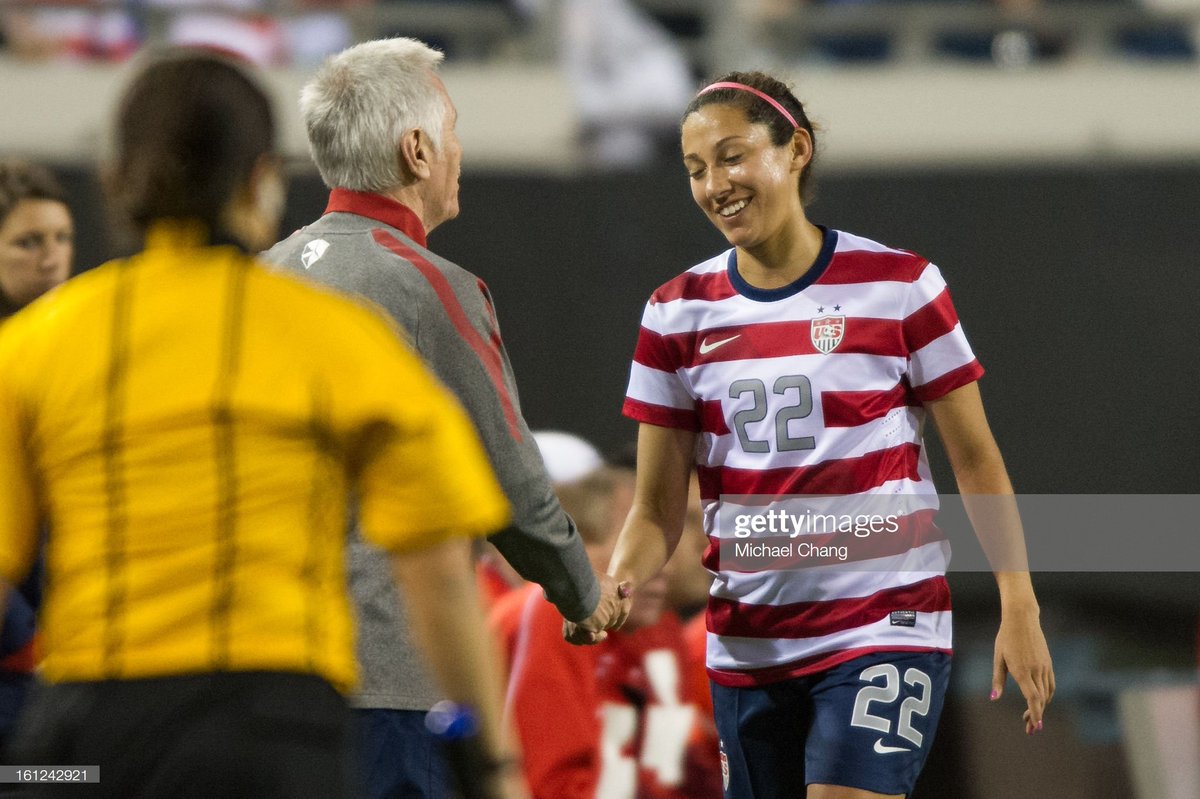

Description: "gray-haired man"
265 37 629 799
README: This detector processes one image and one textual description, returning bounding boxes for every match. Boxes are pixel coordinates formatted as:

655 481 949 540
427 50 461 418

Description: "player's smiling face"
681 104 806 251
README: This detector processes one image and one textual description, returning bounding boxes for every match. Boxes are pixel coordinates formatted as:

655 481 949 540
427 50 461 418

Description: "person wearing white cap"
532 430 605 486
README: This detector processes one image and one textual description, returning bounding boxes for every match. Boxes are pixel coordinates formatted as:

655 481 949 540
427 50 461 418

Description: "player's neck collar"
323 188 427 247
727 226 837 302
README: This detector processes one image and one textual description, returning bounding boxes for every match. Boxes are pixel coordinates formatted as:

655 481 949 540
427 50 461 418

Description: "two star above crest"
816 305 842 313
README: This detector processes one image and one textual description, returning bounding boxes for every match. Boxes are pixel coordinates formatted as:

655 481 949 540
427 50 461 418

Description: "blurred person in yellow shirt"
0 50 525 799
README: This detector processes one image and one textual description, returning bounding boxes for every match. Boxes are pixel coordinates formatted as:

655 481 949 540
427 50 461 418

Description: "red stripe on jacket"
372 229 523 441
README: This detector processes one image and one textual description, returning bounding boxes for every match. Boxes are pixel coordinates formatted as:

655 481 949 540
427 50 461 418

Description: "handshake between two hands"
562 573 634 645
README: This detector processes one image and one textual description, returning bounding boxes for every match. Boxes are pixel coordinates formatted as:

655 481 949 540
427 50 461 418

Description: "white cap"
533 430 604 486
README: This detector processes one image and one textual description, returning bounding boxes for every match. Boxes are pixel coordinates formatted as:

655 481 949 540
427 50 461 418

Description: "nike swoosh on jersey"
699 334 741 355
873 739 913 755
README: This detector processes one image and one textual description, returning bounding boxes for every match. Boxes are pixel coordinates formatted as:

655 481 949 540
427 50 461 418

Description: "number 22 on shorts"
849 663 932 752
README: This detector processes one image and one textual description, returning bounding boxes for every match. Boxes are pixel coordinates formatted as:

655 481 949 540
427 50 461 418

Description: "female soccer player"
604 71 1055 798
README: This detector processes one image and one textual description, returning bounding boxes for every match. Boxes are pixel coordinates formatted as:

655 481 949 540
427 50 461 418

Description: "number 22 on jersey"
730 374 817 454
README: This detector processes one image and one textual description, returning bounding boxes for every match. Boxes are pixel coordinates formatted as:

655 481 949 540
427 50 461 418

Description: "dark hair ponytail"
109 50 275 234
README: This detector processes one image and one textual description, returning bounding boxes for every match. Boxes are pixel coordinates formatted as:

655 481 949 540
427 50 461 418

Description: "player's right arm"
602 292 700 615
605 424 696 606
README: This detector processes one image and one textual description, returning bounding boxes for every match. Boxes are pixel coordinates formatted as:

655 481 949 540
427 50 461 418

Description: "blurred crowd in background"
3 0 1197 171
1 0 1195 69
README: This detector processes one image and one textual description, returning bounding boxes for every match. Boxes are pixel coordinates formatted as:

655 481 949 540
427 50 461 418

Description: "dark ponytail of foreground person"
107 50 283 249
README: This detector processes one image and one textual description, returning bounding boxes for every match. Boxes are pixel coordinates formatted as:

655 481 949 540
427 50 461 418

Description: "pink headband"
697 81 799 130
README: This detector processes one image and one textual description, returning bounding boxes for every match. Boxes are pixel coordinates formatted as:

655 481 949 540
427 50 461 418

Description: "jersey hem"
706 645 953 688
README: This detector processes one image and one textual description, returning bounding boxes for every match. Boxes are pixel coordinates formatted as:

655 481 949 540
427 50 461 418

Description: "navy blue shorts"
712 651 951 797
353 708 452 799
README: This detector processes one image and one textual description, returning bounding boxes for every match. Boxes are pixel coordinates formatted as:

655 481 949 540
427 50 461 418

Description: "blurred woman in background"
0 159 73 758
0 160 73 319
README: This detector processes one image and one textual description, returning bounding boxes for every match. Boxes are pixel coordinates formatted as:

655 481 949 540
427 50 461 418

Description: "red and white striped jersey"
623 228 983 687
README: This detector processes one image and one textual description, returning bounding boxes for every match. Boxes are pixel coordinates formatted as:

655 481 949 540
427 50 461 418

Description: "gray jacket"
264 189 599 709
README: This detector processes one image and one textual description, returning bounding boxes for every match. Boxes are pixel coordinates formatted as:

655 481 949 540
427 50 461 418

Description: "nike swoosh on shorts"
873 739 913 755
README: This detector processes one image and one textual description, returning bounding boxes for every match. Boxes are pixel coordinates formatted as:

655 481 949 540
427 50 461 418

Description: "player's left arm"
926 381 1055 735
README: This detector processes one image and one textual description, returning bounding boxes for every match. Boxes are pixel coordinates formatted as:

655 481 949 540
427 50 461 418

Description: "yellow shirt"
0 223 510 691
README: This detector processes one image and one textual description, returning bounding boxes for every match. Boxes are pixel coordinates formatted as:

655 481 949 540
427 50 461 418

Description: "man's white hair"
300 37 446 192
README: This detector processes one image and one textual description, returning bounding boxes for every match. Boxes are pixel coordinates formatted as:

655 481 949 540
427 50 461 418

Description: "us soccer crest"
811 315 845 354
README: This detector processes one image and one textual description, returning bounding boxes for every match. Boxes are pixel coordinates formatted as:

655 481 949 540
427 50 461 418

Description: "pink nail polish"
989 690 998 701
1036 721 1044 731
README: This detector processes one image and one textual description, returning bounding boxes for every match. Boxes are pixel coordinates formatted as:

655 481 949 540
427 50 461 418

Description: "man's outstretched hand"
562 573 632 645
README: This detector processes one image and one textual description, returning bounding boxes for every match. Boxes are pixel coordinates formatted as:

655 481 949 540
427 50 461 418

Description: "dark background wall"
61 163 1200 496
434 164 1200 496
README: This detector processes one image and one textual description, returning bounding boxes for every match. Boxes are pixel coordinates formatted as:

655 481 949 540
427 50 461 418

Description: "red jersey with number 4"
491 585 715 799
623 229 982 687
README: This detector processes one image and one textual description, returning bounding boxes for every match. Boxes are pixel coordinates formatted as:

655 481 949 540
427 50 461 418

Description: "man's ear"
397 128 433 181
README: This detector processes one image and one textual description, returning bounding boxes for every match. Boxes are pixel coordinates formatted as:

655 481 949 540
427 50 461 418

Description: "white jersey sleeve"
902 263 983 402
624 297 700 430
